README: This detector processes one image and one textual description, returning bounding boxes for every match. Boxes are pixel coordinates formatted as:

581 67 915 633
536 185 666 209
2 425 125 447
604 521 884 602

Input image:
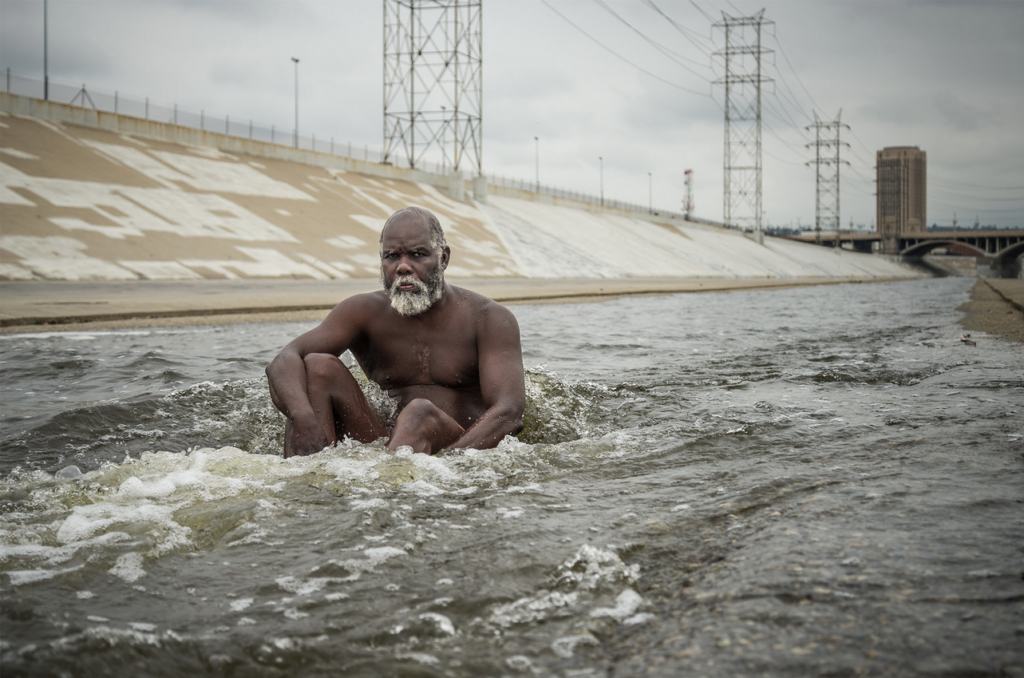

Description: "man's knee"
396 398 441 425
303 353 347 384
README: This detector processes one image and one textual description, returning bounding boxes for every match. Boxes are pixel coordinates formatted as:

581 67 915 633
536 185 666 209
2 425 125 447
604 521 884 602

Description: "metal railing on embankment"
2 70 725 227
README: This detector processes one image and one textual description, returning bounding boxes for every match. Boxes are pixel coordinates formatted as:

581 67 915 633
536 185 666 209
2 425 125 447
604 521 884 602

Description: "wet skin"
266 211 526 457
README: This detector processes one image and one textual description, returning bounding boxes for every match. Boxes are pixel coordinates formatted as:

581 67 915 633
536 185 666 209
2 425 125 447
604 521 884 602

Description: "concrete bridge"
784 230 1024 276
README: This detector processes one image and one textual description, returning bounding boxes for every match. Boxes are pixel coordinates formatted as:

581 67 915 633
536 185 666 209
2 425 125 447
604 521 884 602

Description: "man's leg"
388 398 465 455
288 353 388 457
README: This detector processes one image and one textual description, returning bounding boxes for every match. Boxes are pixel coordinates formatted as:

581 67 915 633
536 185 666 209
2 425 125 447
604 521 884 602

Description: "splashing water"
1 278 1022 676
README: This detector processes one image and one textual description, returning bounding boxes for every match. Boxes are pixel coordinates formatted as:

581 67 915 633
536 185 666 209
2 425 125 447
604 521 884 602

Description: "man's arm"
265 296 369 456
447 304 525 451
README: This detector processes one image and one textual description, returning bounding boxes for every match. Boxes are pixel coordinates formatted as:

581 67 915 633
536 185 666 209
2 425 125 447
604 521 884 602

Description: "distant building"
876 146 926 254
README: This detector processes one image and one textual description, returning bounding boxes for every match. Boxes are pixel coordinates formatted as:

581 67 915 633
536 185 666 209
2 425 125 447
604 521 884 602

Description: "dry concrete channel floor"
1 277 1019 337
1 277 904 331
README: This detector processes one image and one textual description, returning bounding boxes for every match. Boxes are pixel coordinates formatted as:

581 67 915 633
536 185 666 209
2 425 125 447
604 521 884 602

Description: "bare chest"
354 319 480 391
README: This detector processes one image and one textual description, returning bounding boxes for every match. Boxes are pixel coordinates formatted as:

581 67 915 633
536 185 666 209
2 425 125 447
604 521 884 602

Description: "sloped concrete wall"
0 101 920 283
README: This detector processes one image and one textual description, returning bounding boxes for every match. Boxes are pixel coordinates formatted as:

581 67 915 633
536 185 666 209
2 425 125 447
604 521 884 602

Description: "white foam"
402 480 446 497
275 576 335 596
624 612 656 625
326 545 407 580
109 552 146 583
230 598 254 612
551 633 599 659
396 652 440 665
5 566 83 586
590 588 643 621
491 590 580 627
350 497 389 510
418 612 456 636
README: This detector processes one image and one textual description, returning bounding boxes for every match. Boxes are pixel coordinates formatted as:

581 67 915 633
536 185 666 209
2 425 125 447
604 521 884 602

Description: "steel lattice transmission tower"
805 111 850 244
383 0 483 175
713 10 773 232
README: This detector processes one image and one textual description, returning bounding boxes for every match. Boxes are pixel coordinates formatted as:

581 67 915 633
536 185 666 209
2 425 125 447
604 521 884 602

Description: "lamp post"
599 156 604 206
43 0 48 100
534 136 539 192
291 57 299 148
648 172 652 213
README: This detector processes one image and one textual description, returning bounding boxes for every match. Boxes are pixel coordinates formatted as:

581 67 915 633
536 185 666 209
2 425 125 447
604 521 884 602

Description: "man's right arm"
265 296 370 456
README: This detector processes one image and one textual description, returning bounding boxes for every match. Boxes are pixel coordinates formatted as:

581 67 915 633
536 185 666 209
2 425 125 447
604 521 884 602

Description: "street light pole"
43 0 48 100
291 57 299 148
599 156 604 206
534 136 539 192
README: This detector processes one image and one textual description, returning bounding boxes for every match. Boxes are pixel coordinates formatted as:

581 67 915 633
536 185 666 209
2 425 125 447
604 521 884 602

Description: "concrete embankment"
958 278 1024 343
1 95 924 327
0 276 906 332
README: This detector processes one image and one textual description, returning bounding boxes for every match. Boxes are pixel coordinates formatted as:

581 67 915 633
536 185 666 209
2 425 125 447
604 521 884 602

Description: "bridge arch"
900 240 987 257
994 241 1024 262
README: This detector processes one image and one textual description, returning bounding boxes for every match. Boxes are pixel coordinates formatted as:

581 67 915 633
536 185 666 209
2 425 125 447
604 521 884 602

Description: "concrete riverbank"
958 278 1024 343
1 276 910 333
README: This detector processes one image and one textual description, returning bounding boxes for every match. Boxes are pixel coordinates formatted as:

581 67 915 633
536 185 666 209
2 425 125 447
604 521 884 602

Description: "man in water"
266 206 525 457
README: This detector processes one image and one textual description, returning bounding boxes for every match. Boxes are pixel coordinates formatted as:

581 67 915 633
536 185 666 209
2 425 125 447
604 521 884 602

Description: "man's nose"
396 258 413 275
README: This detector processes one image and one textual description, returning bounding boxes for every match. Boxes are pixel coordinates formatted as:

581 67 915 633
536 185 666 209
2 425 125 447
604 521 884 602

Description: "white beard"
384 269 444 317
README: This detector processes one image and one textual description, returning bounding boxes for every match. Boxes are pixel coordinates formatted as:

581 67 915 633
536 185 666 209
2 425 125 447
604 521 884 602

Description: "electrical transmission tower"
713 10 773 232
805 111 850 245
383 0 483 175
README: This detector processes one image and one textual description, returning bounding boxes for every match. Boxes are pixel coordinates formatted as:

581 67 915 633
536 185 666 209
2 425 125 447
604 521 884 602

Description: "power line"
772 33 826 119
687 0 715 24
593 0 712 78
538 0 711 97
929 189 1024 203
930 174 1024 191
641 0 716 55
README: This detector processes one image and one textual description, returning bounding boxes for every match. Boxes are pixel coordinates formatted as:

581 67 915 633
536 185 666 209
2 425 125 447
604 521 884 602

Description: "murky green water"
2 278 1022 677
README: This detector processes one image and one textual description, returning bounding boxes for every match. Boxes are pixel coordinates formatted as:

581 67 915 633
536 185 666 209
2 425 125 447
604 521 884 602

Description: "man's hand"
284 412 330 458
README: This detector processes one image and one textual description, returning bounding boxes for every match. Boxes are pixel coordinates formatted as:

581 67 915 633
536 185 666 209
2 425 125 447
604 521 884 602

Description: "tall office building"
876 146 926 254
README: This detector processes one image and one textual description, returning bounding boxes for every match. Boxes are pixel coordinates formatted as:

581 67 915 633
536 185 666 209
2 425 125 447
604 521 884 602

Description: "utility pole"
291 57 299 148
805 110 850 248
683 169 694 220
648 172 653 213
534 136 539 191
43 0 49 100
383 0 483 175
713 10 773 232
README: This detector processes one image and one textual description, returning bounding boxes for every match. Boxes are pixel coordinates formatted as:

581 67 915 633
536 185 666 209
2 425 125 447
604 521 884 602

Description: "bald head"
380 206 447 256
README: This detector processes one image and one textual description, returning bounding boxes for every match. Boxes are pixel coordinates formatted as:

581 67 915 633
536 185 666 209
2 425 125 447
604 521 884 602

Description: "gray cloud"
0 0 1021 225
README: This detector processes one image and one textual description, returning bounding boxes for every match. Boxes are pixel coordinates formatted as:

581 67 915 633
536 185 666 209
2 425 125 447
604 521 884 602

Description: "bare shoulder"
447 285 520 333
327 289 390 319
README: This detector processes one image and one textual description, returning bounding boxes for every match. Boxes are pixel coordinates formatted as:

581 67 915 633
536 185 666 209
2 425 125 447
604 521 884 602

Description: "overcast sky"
1 0 1022 228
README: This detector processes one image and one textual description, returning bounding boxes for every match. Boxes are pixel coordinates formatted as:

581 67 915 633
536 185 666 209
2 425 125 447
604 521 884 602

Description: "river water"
1 277 1021 677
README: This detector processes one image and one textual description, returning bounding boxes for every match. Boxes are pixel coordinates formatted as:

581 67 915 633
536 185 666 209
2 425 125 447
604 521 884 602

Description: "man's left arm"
447 305 525 451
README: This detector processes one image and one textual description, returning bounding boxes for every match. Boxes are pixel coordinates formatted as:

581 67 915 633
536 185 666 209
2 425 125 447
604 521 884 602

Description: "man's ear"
441 246 451 270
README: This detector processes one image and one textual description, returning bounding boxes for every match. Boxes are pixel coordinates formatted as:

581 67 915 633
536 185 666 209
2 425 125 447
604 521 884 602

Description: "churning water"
1 277 1022 677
